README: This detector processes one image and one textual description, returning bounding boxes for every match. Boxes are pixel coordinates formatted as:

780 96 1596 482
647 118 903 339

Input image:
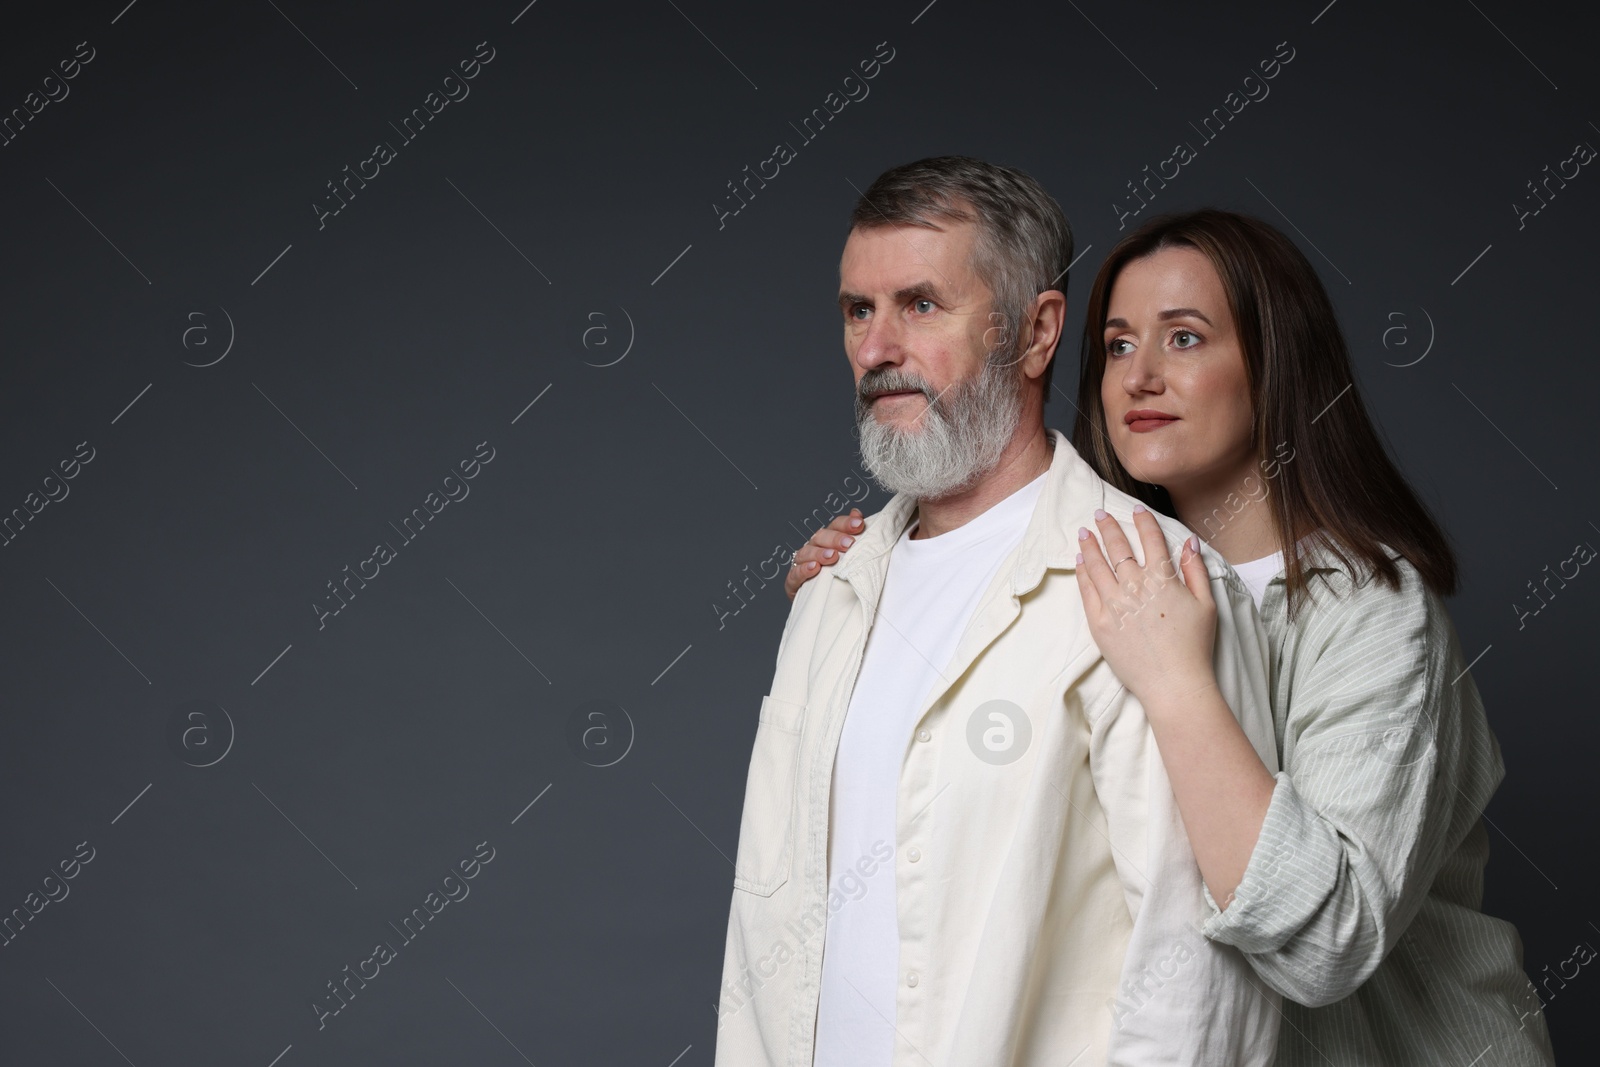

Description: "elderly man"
713 156 1280 1066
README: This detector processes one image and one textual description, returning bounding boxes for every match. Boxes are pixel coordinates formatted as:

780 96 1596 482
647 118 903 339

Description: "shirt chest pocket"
731 694 807 897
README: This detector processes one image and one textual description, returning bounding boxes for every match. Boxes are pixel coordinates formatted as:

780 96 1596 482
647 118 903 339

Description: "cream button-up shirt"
1203 541 1557 1066
714 428 1283 1066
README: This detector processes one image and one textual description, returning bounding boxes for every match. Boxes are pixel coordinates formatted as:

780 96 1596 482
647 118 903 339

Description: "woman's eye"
1106 338 1132 358
913 298 935 314
1172 329 1200 348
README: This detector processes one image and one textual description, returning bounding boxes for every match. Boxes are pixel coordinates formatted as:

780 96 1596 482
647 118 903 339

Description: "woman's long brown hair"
1071 209 1457 614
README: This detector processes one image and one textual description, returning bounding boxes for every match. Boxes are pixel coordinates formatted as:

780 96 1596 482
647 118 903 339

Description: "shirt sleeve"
1199 568 1499 1008
1094 563 1282 1066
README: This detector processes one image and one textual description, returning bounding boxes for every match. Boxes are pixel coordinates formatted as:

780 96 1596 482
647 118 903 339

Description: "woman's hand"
1074 506 1218 708
784 509 865 600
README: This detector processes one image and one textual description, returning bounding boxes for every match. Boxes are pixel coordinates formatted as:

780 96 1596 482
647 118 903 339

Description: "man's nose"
853 314 903 372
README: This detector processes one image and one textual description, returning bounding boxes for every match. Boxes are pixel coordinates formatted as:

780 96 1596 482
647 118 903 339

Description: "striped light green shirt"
1202 541 1557 1065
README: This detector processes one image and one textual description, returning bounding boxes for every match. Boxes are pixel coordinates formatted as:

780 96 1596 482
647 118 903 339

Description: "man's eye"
850 305 870 320
913 299 935 314
1173 329 1201 348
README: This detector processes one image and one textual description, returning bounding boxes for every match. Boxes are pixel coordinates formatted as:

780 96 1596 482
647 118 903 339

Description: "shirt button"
906 971 919 988
916 729 931 743
906 847 921 863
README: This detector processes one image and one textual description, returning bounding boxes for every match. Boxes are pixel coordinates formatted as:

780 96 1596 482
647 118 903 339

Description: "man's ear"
1022 289 1067 382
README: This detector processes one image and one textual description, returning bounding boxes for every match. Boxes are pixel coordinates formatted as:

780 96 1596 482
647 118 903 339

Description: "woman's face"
1100 246 1257 502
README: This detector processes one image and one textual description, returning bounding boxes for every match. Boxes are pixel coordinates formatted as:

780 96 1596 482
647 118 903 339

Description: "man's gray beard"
854 350 1025 501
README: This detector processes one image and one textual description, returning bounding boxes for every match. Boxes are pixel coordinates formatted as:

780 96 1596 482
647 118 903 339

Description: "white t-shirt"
1230 550 1285 608
813 471 1047 1066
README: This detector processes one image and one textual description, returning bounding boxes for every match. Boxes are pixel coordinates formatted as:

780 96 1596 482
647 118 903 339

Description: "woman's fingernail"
850 518 863 527
840 536 854 547
1078 527 1090 541
1188 535 1200 552
1133 504 1146 514
1075 552 1084 565
821 549 835 558
1094 508 1108 521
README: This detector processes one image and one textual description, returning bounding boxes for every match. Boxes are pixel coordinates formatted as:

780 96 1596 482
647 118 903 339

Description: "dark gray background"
0 0 1593 1063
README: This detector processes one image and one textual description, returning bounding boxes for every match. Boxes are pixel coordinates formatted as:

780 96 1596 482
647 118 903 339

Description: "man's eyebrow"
893 281 946 304
837 281 949 312
1102 308 1215 329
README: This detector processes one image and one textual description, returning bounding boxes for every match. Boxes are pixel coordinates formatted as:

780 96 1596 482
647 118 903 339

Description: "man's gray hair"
847 155 1074 394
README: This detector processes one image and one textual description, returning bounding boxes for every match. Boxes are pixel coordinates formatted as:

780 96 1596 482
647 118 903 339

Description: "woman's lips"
1124 410 1178 433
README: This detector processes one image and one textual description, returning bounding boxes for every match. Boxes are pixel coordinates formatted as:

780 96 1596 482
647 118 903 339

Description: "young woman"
785 210 1555 1064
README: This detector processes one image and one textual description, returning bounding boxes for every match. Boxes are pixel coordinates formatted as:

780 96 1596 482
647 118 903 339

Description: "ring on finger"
1111 555 1137 575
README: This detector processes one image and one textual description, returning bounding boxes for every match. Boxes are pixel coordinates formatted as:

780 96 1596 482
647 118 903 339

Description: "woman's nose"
1121 348 1162 393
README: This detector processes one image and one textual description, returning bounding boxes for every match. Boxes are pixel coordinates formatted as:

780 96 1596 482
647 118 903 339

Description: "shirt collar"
1264 535 1405 585
832 428 1112 600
